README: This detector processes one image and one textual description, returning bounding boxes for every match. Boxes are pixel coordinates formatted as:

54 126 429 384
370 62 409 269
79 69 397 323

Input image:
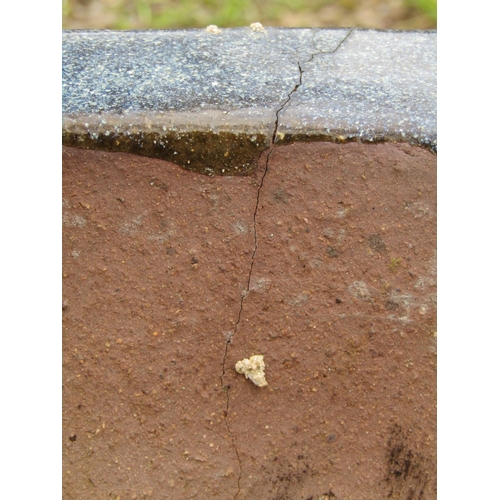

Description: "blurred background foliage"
62 0 436 30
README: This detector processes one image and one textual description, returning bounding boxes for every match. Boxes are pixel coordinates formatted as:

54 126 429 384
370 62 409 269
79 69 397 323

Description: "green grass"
408 0 437 22
62 0 437 30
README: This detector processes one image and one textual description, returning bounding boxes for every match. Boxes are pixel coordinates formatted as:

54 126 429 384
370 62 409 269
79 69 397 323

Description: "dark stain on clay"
63 129 269 176
63 127 436 177
368 233 387 253
264 460 313 500
385 424 436 500
305 493 339 500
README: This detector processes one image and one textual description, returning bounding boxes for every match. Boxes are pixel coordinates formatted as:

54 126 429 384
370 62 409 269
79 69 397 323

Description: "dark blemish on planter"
310 492 338 500
149 177 169 191
325 347 335 357
385 300 399 310
272 188 291 203
63 129 268 177
326 246 339 258
385 424 434 499
327 434 337 442
69 434 77 441
335 298 342 304
368 234 387 253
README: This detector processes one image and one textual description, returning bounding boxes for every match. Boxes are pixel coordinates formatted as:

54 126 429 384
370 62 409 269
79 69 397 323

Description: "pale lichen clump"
206 25 222 34
235 355 268 387
250 22 265 32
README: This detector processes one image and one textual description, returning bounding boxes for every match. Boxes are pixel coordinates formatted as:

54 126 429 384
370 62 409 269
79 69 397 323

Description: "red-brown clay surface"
63 142 436 500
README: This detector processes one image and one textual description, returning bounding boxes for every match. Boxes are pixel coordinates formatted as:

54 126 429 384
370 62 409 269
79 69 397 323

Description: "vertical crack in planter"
219 29 355 498
219 62 303 499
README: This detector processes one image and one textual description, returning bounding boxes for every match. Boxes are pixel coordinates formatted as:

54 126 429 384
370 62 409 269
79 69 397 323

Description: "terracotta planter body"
63 28 436 500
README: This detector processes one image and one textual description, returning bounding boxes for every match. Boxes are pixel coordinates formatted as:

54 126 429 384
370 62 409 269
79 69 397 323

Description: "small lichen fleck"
206 25 222 34
250 22 265 32
235 355 268 387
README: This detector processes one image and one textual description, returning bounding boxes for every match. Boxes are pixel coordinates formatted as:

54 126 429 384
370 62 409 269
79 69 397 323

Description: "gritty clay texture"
63 141 436 500
235 355 268 387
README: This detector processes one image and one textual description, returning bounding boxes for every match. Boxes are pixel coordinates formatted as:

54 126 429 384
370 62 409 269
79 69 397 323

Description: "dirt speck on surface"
63 142 436 500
